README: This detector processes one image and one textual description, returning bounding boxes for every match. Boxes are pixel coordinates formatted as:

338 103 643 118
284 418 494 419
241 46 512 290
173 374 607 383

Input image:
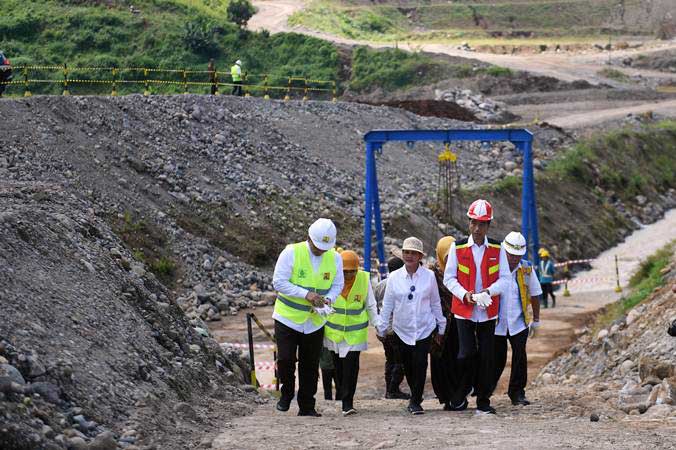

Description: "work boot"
476 404 497 415
385 390 411 400
276 398 291 412
407 403 424 415
298 409 322 417
510 393 531 406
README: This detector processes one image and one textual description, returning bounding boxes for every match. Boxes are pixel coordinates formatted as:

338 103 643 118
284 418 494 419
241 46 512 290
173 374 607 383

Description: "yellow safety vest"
274 242 337 327
231 64 241 82
324 270 370 346
515 261 533 324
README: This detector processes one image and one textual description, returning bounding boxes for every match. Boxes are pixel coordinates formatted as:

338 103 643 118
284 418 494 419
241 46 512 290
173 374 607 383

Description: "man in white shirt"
378 237 446 415
493 231 542 406
272 218 344 417
443 199 510 415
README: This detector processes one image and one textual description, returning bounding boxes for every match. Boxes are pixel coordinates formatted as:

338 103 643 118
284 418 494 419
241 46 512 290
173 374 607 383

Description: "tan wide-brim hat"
401 237 425 256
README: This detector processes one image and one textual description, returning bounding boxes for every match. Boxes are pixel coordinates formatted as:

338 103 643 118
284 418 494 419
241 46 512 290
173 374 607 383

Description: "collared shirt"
377 265 446 346
323 281 380 357
272 242 344 334
443 235 510 323
495 259 543 336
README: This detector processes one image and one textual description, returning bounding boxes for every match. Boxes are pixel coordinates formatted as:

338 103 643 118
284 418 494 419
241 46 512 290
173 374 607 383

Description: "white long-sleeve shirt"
443 235 510 322
495 259 543 336
272 241 344 334
377 265 446 345
323 280 380 357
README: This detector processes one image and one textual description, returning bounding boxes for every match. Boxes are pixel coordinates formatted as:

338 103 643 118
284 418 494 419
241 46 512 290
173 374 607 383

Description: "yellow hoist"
437 142 461 223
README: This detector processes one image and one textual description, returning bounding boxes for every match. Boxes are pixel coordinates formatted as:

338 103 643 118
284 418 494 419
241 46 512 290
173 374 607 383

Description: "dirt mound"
360 99 478 122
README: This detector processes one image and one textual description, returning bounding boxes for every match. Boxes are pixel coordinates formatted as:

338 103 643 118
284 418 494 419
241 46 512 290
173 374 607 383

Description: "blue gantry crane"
362 128 538 278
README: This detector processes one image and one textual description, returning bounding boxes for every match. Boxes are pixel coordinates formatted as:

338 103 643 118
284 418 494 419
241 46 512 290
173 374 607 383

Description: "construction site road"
208 210 676 449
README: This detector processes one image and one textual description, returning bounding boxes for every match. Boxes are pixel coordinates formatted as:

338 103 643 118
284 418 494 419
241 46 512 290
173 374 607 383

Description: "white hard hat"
308 218 337 251
503 231 527 256
235 59 242 65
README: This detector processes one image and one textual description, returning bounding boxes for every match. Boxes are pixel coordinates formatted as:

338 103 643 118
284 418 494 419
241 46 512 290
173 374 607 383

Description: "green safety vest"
231 64 241 82
324 270 369 346
274 242 337 327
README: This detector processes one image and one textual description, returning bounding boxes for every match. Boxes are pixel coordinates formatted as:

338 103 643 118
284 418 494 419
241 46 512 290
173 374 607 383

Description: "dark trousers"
321 369 339 400
331 351 360 411
231 81 243 96
395 332 432 406
274 320 323 412
494 328 529 399
382 334 405 393
541 283 555 308
452 319 496 409
431 316 460 404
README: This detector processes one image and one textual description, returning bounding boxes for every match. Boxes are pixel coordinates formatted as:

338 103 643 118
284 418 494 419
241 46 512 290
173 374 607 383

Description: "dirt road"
207 210 676 449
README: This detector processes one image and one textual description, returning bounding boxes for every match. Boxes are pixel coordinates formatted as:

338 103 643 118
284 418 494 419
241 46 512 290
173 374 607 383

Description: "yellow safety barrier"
1 64 338 101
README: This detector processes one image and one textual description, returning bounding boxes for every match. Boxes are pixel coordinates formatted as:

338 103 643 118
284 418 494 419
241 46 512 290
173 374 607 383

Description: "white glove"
528 320 541 337
313 304 335 318
472 292 493 308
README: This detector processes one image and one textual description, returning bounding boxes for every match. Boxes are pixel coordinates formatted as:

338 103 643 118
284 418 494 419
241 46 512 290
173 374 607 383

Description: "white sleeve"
325 253 344 303
529 267 543 297
272 246 310 299
365 281 380 328
488 245 511 296
443 243 467 300
428 272 446 335
377 277 395 336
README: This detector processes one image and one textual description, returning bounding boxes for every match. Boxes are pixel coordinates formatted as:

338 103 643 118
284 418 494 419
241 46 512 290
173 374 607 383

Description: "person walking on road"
0 51 12 98
538 248 556 308
378 237 446 415
374 256 410 400
272 218 344 417
493 232 542 406
230 59 243 96
324 250 380 416
443 199 510 415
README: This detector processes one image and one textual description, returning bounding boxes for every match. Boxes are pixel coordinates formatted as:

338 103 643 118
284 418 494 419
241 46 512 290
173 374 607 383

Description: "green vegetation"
592 242 674 333
597 67 631 82
1 0 339 95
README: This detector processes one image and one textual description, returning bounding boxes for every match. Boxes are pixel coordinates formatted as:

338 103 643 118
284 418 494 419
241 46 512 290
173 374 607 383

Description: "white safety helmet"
503 231 527 256
235 59 242 65
308 218 337 251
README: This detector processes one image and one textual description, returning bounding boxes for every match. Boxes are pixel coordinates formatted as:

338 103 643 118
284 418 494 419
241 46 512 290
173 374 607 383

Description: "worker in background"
443 199 510 415
374 255 409 400
430 236 461 411
378 237 446 415
272 218 344 417
538 248 556 308
0 51 12 98
493 231 541 406
207 58 217 95
319 346 339 401
324 250 380 416
230 59 243 96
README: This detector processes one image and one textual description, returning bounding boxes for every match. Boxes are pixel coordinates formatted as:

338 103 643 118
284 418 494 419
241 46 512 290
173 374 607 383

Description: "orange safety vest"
451 237 501 319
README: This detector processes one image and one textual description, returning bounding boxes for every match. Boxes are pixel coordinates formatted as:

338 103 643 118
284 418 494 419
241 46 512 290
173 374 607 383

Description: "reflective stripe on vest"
274 242 337 326
516 262 532 324
324 270 370 345
451 241 501 319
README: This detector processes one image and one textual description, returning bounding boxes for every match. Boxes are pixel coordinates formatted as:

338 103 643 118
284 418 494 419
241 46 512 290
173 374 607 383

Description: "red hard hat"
467 199 493 221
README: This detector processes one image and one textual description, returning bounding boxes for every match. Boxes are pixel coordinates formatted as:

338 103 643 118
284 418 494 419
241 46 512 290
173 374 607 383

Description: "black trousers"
541 283 556 307
382 333 405 393
231 81 243 96
331 351 360 411
274 320 323 412
494 328 529 399
431 316 460 404
395 332 432 406
452 318 495 409
321 369 339 400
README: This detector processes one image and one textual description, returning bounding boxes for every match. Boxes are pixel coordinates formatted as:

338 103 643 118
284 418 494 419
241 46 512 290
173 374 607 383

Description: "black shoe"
276 399 290 412
385 390 411 400
443 402 452 411
476 405 497 415
510 394 531 406
298 409 322 417
342 408 357 417
407 403 424 415
448 398 468 411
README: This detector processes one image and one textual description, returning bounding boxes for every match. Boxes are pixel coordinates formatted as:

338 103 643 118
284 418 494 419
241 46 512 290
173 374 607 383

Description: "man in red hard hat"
443 199 510 415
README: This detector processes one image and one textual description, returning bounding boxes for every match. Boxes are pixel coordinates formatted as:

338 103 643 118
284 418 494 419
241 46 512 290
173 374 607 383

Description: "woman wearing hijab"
430 236 462 410
323 250 380 416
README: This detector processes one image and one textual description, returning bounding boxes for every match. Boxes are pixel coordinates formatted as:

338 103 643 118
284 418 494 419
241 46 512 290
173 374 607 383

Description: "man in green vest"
231 59 243 96
272 218 344 417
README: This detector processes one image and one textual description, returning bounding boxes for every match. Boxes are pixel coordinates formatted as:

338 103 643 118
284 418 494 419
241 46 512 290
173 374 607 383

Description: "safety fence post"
302 78 308 101
263 75 269 100
563 262 571 296
244 72 250 97
143 68 150 96
182 69 188 94
111 68 118 96
213 69 219 95
284 77 291 101
245 312 279 394
62 63 70 96
332 81 337 102
23 67 31 97
246 313 256 387
614 255 622 293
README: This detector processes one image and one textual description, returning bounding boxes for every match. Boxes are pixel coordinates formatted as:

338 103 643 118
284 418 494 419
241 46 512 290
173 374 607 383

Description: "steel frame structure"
363 129 538 278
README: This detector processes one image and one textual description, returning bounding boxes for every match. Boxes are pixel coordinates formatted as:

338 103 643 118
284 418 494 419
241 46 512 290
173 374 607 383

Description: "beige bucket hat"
401 237 424 256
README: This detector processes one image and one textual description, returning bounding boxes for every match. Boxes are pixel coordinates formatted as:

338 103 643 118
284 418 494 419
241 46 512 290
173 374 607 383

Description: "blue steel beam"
365 129 533 144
